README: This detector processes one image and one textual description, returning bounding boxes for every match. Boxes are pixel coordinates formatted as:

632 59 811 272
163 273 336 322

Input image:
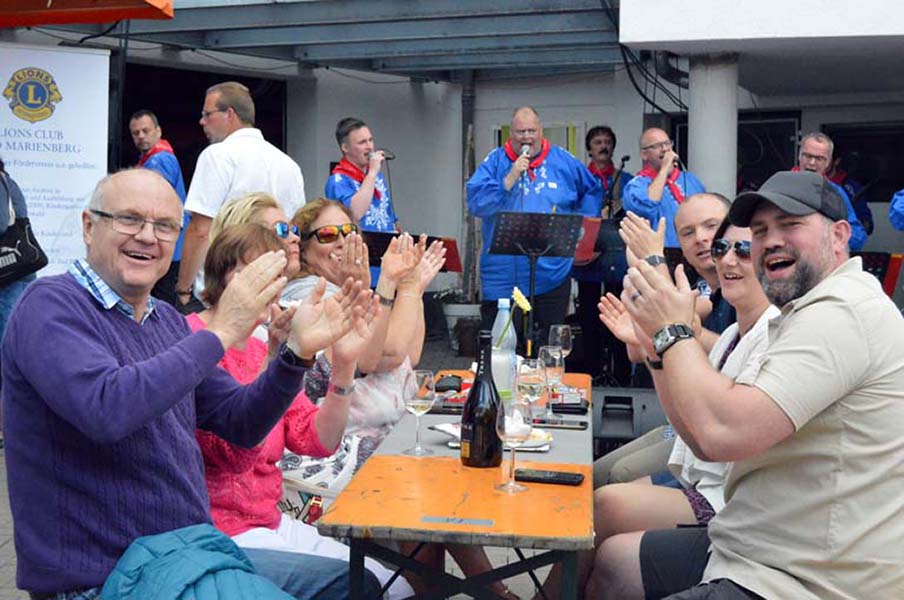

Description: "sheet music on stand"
489 211 583 355
361 231 462 272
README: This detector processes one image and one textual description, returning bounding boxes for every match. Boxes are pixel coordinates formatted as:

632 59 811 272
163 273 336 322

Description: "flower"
512 287 531 312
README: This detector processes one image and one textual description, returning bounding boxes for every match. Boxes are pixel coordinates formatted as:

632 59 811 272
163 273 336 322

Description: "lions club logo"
3 67 63 123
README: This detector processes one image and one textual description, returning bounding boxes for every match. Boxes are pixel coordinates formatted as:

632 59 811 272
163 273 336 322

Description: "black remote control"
514 468 585 486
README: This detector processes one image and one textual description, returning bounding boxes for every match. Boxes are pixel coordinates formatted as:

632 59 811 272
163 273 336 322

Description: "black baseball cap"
730 171 847 227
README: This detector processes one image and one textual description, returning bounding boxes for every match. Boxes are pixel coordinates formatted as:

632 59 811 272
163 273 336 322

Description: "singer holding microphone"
467 106 601 352
623 127 706 248
326 117 399 282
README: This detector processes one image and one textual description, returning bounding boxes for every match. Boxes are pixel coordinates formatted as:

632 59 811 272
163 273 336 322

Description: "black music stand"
489 211 583 356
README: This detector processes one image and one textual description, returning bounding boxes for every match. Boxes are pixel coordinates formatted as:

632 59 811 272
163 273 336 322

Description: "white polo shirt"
185 127 306 219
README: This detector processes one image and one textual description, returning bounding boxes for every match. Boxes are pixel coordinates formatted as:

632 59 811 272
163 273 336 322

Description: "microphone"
619 154 630 165
520 144 531 158
369 149 395 160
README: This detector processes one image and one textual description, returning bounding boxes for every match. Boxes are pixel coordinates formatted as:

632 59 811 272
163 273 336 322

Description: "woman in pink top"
191 224 413 598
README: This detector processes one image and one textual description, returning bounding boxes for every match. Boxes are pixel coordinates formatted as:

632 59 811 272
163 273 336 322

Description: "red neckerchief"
827 169 847 185
637 165 685 204
588 162 615 191
137 139 174 167
332 157 380 199
503 139 551 180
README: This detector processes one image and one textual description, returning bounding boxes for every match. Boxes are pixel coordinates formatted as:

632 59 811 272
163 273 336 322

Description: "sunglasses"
710 238 752 260
273 221 300 239
302 222 359 244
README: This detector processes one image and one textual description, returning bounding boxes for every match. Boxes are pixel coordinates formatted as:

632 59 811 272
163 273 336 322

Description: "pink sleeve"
284 392 334 457
196 428 263 474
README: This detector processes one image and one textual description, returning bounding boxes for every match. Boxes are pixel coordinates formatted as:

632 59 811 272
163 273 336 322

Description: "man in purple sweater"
1 169 379 599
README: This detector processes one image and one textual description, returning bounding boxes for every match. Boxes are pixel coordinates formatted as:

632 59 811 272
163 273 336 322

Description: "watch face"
653 327 673 353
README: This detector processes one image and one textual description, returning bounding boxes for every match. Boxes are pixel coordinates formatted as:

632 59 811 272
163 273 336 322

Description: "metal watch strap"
328 381 356 396
379 295 395 308
644 254 667 267
653 323 695 358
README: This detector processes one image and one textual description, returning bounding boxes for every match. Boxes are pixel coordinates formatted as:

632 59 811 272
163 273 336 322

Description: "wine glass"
495 392 532 493
402 370 436 456
549 325 573 360
538 345 564 418
515 358 545 420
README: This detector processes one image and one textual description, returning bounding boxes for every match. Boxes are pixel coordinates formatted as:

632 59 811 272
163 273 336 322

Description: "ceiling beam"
371 48 621 72
205 10 612 49
289 31 617 62
120 0 612 34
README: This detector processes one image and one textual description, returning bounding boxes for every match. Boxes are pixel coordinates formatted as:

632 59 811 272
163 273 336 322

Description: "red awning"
0 0 173 27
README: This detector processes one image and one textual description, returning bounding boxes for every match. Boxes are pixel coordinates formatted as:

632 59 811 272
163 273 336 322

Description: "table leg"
349 537 366 599
560 551 579 599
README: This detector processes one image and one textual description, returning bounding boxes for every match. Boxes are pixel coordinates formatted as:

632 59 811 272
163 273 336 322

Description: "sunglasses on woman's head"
273 221 300 239
710 238 752 260
302 222 359 243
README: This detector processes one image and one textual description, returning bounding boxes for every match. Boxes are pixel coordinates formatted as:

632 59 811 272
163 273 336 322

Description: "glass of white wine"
403 370 436 456
515 358 545 420
495 392 533 493
538 345 564 418
549 325 573 361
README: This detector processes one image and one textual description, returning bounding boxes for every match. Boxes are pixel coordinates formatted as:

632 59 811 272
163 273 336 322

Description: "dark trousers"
577 279 632 385
480 278 571 357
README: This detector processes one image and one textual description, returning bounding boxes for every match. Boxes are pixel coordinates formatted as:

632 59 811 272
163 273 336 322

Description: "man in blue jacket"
792 132 866 250
129 109 190 304
622 127 707 249
467 106 601 351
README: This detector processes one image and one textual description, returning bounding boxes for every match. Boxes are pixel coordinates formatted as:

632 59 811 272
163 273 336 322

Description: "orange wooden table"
318 373 594 599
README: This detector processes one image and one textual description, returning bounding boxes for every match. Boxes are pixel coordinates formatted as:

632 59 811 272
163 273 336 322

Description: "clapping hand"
208 250 287 349
266 303 298 360
620 212 665 267
288 276 371 358
336 232 371 288
416 238 447 293
597 292 639 346
331 293 382 367
380 233 422 283
622 262 697 339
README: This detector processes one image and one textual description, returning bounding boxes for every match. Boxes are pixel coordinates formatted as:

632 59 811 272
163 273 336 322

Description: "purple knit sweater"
1 274 308 594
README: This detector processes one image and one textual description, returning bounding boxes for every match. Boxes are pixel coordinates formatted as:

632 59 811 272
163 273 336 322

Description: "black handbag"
0 173 48 286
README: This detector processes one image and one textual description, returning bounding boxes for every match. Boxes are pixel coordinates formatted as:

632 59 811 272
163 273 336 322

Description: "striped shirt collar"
68 259 159 325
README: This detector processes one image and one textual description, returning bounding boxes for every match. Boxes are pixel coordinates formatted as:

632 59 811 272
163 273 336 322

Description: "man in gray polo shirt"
591 170 904 599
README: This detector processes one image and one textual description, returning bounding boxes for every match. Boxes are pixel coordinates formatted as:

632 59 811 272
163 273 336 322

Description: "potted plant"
435 288 481 353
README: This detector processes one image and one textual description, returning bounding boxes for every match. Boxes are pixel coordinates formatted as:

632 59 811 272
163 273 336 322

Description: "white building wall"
621 0 904 46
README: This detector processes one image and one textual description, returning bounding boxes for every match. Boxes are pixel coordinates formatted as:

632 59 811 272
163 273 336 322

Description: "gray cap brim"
729 191 820 227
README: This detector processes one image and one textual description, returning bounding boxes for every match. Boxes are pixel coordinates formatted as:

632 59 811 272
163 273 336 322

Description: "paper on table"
429 422 552 450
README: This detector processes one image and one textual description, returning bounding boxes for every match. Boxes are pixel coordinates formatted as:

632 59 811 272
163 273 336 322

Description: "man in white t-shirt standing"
176 81 305 308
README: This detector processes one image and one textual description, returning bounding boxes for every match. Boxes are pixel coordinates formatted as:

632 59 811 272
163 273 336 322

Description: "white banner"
0 42 109 276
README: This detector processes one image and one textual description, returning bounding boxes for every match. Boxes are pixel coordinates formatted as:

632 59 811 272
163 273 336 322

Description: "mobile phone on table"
514 468 585 486
531 417 588 430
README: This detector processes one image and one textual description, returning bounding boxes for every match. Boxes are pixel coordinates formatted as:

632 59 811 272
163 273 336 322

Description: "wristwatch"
644 255 667 267
652 323 694 357
328 381 356 396
279 343 316 368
